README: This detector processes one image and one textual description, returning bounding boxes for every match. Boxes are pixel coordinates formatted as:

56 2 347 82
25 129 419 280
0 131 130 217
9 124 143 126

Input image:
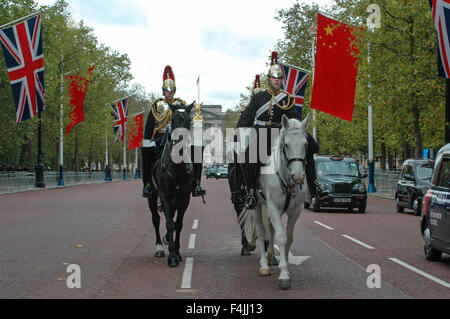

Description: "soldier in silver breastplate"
236 52 327 209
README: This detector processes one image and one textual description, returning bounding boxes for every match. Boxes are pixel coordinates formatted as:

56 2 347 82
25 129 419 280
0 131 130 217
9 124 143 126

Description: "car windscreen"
416 164 433 181
317 160 360 177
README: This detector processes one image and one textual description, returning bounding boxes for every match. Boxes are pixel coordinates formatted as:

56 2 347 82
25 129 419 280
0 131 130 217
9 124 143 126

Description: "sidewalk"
367 192 394 200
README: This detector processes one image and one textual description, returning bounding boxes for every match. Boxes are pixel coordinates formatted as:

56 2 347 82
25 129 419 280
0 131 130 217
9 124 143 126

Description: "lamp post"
309 26 317 140
35 112 45 188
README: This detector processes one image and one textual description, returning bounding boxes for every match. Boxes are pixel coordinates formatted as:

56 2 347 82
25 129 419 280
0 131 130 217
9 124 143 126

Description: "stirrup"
142 185 151 198
317 189 329 200
192 185 206 197
244 189 257 209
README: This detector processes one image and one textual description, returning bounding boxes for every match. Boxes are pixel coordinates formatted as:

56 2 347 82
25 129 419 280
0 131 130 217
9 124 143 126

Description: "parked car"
420 143 450 261
395 159 434 216
305 155 368 213
215 166 228 179
205 166 218 179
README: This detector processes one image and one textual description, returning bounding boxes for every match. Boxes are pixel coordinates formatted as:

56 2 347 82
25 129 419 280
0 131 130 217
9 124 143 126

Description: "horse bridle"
281 130 307 170
272 129 307 211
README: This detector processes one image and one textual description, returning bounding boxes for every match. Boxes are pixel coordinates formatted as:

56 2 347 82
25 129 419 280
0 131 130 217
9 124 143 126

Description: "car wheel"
423 226 442 261
395 196 404 213
413 198 421 216
358 202 366 214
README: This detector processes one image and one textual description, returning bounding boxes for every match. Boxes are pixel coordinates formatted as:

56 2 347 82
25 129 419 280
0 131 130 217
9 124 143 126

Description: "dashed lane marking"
188 234 196 249
192 219 198 230
341 234 375 250
314 221 334 230
181 257 194 289
389 258 450 288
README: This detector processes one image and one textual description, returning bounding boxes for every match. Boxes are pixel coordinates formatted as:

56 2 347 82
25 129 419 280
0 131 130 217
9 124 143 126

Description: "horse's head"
169 102 194 132
163 102 194 168
280 113 310 185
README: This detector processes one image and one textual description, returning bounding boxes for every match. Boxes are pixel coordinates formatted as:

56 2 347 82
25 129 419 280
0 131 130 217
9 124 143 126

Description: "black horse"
147 102 195 267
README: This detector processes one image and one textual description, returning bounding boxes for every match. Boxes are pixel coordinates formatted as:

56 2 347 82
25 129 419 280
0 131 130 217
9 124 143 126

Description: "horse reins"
276 130 307 212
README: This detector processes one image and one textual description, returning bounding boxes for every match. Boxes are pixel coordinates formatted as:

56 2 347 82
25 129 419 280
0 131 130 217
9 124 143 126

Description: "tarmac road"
0 178 448 299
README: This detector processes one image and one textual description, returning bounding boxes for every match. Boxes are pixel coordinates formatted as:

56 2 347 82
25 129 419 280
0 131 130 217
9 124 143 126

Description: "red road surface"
0 178 448 299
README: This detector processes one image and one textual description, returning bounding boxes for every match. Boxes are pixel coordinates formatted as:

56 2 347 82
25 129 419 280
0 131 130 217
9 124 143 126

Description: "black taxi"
420 143 450 261
306 156 368 213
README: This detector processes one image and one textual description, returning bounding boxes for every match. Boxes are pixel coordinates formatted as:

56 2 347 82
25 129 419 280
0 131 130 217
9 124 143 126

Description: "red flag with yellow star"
310 13 360 122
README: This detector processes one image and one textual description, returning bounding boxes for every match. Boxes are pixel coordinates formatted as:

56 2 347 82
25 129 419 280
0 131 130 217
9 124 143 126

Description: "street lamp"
309 26 317 140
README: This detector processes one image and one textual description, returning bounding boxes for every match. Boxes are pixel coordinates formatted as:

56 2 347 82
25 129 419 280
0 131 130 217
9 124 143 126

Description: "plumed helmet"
268 51 283 78
253 74 261 94
162 65 176 92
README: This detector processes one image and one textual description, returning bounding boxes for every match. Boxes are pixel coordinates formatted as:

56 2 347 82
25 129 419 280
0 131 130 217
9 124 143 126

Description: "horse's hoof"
168 257 179 267
154 250 165 258
268 256 279 266
248 243 256 252
259 268 271 276
241 247 251 256
278 279 292 290
176 253 182 263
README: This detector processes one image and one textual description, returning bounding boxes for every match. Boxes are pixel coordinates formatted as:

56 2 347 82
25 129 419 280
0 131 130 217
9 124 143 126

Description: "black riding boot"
242 163 258 209
142 147 156 198
192 163 206 197
305 164 328 200
191 145 205 197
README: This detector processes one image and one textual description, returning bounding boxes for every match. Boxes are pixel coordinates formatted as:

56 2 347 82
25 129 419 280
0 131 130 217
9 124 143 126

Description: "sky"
37 0 333 111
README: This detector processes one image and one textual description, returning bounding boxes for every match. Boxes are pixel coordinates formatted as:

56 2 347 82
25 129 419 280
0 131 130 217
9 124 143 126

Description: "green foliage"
272 0 446 167
0 0 155 171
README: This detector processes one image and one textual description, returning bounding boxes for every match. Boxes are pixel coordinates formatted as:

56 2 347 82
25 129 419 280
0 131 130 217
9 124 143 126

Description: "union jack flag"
0 14 45 123
431 0 450 78
280 63 310 118
111 98 128 141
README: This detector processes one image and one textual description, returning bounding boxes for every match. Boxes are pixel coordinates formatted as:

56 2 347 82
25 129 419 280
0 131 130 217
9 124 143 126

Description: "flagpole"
105 132 111 181
0 11 42 30
123 136 127 180
446 79 450 144
367 34 376 193
197 75 200 103
110 95 133 105
134 148 138 179
35 112 45 188
58 58 64 186
309 27 317 140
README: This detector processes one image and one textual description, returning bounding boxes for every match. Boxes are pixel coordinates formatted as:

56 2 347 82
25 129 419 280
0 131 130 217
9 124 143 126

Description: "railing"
361 169 400 197
0 171 137 194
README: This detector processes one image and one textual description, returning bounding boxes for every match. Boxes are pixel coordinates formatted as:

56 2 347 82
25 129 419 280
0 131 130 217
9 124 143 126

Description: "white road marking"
181 257 194 289
273 245 311 265
314 221 334 230
341 234 375 250
188 234 196 249
389 258 450 288
192 219 198 230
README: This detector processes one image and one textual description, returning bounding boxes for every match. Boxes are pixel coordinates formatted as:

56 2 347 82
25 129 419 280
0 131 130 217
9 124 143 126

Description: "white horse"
246 113 310 290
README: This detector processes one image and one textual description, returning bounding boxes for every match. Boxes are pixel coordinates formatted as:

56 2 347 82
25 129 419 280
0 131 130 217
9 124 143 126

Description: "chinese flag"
310 13 360 122
127 112 143 150
66 65 95 135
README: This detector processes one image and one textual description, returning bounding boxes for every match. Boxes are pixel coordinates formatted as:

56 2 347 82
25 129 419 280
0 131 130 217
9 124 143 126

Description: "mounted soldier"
236 52 327 210
142 65 205 199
